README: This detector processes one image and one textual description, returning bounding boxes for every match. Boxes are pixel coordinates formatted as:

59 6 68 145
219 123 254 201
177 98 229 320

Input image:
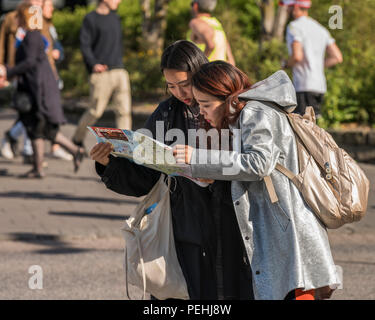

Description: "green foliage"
53 0 374 126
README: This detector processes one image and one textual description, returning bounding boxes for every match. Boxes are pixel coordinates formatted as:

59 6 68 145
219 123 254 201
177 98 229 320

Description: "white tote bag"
122 174 189 300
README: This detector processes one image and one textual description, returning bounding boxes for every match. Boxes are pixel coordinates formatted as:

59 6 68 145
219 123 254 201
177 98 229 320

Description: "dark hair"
192 61 252 130
160 40 209 74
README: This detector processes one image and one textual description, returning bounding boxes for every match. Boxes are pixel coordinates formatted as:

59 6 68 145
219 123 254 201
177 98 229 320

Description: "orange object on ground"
295 288 315 300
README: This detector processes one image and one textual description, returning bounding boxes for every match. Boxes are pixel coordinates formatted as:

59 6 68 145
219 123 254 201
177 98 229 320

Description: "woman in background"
0 3 84 178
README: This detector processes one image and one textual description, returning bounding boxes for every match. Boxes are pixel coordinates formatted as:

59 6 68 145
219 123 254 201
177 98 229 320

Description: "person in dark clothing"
72 0 132 147
90 40 253 300
0 4 84 178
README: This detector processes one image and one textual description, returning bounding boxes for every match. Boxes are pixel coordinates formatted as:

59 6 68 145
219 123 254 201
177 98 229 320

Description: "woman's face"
192 86 225 128
163 69 193 105
43 0 54 19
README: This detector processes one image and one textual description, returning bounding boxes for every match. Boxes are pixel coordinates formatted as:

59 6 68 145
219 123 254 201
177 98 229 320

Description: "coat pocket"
271 201 291 232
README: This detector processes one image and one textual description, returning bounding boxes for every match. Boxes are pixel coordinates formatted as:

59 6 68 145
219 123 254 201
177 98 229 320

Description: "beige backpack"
264 106 370 229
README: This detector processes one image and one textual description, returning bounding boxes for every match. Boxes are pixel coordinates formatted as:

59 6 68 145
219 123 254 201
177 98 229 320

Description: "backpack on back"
265 106 370 229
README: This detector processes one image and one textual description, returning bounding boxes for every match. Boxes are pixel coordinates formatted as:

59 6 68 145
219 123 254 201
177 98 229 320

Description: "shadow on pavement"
335 259 375 266
0 191 139 205
32 247 95 255
6 232 94 255
49 211 129 221
47 173 103 183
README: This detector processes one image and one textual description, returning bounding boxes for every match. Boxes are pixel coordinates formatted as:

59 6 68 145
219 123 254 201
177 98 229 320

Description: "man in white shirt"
281 0 343 116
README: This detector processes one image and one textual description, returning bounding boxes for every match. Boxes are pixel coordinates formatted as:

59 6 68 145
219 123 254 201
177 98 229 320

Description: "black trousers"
295 92 325 116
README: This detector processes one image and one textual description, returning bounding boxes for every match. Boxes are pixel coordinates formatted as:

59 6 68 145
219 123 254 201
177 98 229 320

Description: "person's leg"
20 114 46 178
23 131 33 156
31 138 45 177
294 92 308 115
111 69 132 130
54 131 85 173
306 93 324 118
9 120 25 140
72 72 113 145
0 121 23 159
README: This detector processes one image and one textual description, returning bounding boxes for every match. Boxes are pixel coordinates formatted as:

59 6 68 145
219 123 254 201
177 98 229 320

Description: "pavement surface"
0 106 374 300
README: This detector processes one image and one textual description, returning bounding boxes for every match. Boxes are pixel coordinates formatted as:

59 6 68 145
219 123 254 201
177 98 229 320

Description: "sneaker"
5 131 19 157
51 147 73 161
0 138 14 159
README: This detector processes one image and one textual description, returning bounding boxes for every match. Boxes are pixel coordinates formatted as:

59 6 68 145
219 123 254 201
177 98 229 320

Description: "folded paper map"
88 126 208 187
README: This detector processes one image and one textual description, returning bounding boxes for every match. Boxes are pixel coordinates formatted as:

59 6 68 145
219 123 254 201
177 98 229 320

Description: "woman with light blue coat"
173 61 341 300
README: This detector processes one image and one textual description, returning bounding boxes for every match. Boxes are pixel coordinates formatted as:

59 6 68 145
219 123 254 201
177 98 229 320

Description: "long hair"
191 61 252 130
161 40 209 74
17 3 43 31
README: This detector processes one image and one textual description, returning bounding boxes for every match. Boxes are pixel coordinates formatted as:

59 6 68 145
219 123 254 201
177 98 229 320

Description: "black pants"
295 92 325 116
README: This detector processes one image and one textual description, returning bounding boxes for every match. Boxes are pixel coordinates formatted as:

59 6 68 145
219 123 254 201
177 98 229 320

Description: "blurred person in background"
187 0 235 66
0 0 42 162
0 3 84 178
42 0 73 161
0 0 72 162
72 0 132 149
281 0 343 117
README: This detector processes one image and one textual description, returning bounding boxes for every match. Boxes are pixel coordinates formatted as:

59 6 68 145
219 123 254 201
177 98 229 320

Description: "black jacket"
7 30 65 125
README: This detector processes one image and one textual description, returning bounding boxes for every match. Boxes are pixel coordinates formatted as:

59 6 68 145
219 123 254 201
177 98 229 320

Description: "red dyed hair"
191 61 252 130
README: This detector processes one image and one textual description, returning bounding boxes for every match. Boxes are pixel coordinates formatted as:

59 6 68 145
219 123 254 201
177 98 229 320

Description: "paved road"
0 107 374 300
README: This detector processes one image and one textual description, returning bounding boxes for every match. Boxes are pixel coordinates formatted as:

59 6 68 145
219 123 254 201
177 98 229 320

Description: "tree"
140 0 169 53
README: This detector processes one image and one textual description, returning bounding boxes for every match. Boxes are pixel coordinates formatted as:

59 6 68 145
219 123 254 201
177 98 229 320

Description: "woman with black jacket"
90 40 253 300
0 3 84 178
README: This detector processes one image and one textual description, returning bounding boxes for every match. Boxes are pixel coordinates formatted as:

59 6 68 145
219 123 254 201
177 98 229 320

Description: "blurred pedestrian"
72 0 132 149
281 0 343 116
0 0 42 162
187 0 235 65
0 0 72 162
0 3 84 178
42 0 73 161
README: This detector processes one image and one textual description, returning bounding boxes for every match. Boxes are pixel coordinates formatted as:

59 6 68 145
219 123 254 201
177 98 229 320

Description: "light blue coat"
191 71 341 300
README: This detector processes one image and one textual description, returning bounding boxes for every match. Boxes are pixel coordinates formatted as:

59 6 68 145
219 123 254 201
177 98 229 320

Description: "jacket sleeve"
96 155 161 197
191 106 282 181
6 31 41 79
80 16 97 72
95 105 165 197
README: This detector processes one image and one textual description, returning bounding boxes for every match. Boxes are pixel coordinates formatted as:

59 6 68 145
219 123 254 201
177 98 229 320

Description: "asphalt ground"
0 107 374 300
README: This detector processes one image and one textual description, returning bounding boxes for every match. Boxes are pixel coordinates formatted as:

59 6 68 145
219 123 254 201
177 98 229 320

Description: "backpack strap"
264 176 278 203
264 163 297 204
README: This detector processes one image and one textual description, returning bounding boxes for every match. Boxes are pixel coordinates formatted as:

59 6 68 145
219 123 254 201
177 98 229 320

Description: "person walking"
187 0 235 65
0 0 43 162
72 0 132 148
0 0 72 162
42 0 73 161
90 41 253 300
281 0 343 116
0 4 85 178
173 61 340 300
